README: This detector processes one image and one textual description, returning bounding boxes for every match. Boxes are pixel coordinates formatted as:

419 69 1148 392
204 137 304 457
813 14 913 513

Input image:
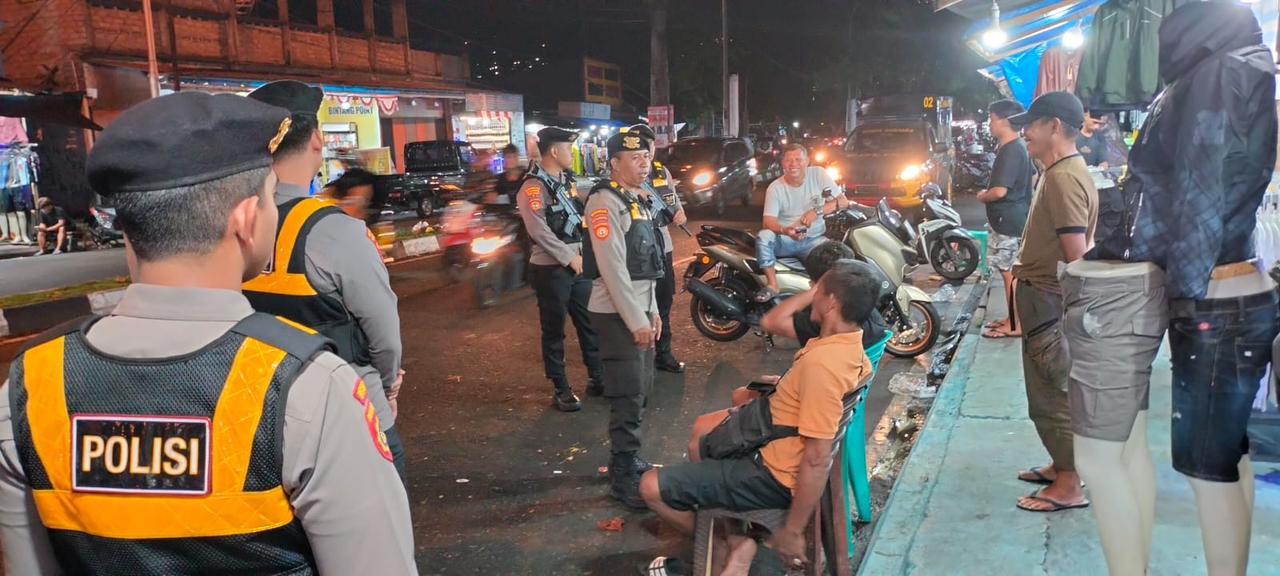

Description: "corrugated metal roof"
939 0 1106 62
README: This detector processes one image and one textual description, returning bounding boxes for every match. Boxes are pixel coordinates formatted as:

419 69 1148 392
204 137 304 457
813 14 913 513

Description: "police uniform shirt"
0 285 416 575
277 182 402 430
586 186 659 331
649 163 681 255
517 167 582 266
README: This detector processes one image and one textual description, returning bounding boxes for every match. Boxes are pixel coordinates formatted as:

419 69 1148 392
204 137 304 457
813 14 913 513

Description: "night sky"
260 0 996 129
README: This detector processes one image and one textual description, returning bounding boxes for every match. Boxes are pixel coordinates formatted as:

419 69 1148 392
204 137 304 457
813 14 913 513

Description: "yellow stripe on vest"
242 198 336 296
26 337 295 539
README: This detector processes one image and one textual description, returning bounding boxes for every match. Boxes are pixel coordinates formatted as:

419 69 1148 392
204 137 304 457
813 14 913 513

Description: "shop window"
604 68 620 82
374 0 394 37
334 0 365 34
587 83 605 97
604 85 621 99
587 65 605 80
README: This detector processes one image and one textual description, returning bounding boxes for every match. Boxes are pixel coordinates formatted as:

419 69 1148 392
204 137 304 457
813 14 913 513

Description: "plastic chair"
969 229 990 275
843 331 893 553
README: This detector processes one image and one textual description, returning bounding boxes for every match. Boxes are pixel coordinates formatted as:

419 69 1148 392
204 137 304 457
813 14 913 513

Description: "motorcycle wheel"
689 276 751 342
929 236 979 281
886 300 941 358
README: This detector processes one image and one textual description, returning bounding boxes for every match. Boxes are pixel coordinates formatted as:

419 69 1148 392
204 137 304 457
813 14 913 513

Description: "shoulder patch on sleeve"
526 185 543 211
590 208 611 240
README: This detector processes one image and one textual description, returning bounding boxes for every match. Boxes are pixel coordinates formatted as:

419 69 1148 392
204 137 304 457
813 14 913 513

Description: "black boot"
553 387 582 412
631 454 660 475
608 453 648 510
655 353 685 373
585 376 605 397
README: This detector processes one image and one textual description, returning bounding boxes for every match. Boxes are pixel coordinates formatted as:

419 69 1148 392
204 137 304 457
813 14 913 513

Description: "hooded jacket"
1089 1 1278 300
1075 0 1192 109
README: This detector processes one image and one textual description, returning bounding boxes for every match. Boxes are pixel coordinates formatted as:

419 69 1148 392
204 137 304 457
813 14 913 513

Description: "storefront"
451 92 525 170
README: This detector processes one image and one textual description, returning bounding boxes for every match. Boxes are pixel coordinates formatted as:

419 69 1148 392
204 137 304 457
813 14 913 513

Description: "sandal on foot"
640 556 690 576
983 326 1019 339
1017 466 1056 485
1016 488 1090 513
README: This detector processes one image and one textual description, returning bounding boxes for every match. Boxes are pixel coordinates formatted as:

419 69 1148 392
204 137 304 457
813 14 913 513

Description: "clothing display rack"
0 142 40 244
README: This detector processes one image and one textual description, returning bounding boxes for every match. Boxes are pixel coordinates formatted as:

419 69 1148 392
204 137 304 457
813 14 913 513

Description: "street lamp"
1062 23 1085 50
792 121 800 129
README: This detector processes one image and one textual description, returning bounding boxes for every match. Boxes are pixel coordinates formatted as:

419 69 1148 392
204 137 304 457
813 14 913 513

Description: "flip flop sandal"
1016 488 1090 513
639 556 690 576
983 327 1018 339
1017 466 1055 485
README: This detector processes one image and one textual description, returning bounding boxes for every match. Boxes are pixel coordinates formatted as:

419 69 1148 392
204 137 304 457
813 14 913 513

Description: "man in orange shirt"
638 268 876 576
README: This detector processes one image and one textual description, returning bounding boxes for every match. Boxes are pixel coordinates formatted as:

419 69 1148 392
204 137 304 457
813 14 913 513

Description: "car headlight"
814 151 827 163
692 172 714 187
470 234 513 256
825 166 842 182
898 164 923 181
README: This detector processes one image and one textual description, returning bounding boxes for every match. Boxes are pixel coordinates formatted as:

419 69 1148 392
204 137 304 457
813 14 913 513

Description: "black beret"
87 91 291 196
537 126 579 144
247 80 324 117
624 123 656 141
606 130 651 158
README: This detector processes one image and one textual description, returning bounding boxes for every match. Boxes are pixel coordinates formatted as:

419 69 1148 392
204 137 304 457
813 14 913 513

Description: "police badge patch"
590 209 610 240
72 415 211 495
527 187 543 212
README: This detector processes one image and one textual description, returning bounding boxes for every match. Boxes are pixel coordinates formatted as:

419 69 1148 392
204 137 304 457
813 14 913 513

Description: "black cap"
536 126 580 145
988 99 1025 121
624 123 656 141
247 80 324 117
606 131 651 158
1008 91 1085 130
87 92 291 196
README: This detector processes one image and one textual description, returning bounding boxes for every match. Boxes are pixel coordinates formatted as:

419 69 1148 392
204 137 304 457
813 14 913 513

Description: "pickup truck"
377 140 477 218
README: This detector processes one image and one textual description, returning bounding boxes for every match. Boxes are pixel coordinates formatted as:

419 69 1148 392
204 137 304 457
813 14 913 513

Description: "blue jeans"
756 229 826 269
1168 290 1279 482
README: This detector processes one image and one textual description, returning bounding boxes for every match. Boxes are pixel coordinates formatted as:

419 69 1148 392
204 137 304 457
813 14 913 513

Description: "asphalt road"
0 190 988 575
0 248 128 297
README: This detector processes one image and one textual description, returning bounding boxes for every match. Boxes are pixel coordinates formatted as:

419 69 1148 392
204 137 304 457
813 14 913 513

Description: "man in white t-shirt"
759 144 846 292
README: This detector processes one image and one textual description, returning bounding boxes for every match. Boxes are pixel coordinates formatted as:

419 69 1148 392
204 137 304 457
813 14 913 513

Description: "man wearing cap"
628 123 687 374
518 126 605 412
1007 91 1097 513
0 92 415 574
583 130 664 509
243 81 409 483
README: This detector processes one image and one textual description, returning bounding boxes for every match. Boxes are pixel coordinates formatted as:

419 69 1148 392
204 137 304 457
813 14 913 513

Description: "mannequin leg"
1074 411 1155 575
1186 457 1253 576
15 211 31 243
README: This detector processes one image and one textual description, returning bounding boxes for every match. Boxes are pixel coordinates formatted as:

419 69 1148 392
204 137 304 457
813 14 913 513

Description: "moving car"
378 140 478 218
663 137 757 216
833 95 955 211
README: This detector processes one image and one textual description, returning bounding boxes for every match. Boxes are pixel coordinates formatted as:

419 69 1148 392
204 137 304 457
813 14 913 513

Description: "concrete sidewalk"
861 277 1280 575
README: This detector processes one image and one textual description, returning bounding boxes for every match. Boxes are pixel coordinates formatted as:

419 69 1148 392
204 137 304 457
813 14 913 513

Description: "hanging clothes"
0 117 27 145
1037 46 1084 97
1075 0 1193 110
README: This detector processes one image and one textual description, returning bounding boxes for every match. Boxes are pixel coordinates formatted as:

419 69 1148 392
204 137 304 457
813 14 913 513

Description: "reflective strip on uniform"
243 197 337 296
25 337 296 539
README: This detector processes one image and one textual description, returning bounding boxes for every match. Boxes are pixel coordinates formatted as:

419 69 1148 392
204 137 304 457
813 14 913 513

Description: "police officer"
626 123 687 373
518 126 605 412
243 81 409 482
0 92 414 574
584 130 664 509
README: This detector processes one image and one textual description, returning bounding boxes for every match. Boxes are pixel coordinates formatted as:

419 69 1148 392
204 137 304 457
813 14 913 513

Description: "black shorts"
658 453 792 512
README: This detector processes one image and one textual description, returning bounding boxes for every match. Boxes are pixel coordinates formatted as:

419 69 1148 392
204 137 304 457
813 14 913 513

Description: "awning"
939 0 1105 62
0 92 102 130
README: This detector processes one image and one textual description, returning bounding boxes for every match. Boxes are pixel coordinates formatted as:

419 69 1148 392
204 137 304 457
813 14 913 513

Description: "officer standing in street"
584 130 664 509
0 92 415 575
518 126 605 412
243 81 409 483
627 123 687 373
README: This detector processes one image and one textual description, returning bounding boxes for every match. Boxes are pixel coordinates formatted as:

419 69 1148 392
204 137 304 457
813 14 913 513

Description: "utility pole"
720 0 728 136
165 0 181 91
142 0 161 97
649 0 669 106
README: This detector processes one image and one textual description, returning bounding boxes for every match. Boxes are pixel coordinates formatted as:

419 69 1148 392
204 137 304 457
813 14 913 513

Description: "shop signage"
647 104 675 148
559 101 611 121
466 93 522 112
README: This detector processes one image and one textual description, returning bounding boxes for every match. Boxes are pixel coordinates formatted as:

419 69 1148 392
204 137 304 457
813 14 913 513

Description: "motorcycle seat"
777 257 808 273
698 225 758 253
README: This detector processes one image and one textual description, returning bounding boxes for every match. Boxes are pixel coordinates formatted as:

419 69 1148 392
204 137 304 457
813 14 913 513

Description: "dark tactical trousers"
656 252 676 359
530 264 604 389
591 312 655 455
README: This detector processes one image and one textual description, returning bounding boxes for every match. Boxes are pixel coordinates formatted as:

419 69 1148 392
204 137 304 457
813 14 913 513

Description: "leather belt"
1209 261 1260 281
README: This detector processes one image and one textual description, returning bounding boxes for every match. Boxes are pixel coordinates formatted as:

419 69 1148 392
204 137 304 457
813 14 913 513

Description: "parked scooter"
910 184 980 281
684 197 941 358
440 199 528 308
87 206 125 249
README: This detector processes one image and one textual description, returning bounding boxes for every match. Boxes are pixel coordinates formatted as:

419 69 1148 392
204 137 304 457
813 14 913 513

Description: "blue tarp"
963 0 1104 61
999 43 1050 108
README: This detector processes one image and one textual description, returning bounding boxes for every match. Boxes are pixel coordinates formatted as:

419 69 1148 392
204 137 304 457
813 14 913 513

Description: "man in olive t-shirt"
1008 92 1097 514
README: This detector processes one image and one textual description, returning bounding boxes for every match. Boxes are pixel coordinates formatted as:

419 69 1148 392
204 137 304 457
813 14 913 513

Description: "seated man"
639 268 878 576
758 144 847 293
761 240 889 350
35 198 69 255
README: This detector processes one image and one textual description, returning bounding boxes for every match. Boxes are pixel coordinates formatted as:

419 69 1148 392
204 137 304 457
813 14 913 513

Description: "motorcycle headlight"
814 151 827 163
898 164 923 181
470 234 513 256
692 172 714 187
825 165 842 182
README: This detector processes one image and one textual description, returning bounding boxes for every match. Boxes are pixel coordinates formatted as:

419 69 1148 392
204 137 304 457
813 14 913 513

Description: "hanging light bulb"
982 1 1007 49
1062 22 1085 50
